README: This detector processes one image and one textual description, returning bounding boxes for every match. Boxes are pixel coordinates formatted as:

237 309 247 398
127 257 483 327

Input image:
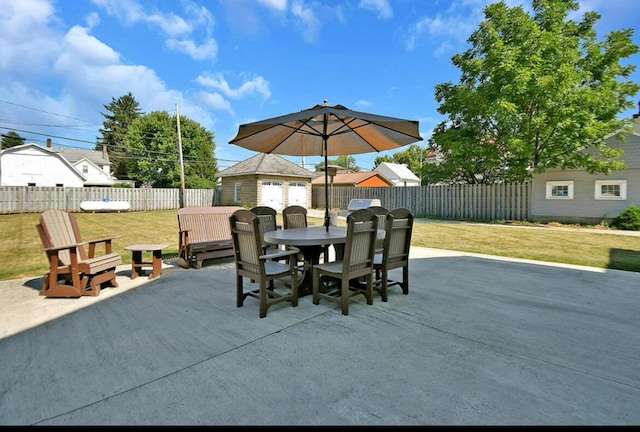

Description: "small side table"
124 244 168 280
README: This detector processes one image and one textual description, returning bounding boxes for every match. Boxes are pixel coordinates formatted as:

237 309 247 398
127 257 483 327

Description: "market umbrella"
229 100 423 231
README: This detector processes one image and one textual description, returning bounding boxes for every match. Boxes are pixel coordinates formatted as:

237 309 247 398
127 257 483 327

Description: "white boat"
80 200 131 212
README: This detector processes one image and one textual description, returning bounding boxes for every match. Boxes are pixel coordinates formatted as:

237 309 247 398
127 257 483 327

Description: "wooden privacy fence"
0 183 532 221
0 186 217 214
313 182 532 221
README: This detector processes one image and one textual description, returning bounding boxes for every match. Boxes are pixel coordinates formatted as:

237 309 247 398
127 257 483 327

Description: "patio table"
264 226 383 296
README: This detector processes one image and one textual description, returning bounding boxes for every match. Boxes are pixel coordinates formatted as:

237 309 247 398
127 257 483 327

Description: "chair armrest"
44 242 87 252
86 235 119 245
260 247 300 261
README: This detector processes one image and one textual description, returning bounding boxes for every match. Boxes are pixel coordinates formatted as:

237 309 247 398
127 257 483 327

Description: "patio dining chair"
367 205 389 254
250 206 280 255
229 209 299 318
373 208 414 302
312 208 378 315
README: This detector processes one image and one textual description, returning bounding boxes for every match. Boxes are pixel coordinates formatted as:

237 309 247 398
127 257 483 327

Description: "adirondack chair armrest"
43 242 88 253
259 247 300 261
86 235 120 244
84 236 119 257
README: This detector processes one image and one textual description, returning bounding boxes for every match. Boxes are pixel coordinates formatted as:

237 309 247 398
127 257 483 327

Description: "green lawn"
1 209 639 281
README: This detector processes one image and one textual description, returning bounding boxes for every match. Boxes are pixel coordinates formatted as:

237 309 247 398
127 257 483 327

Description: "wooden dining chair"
373 208 414 302
282 205 308 229
249 206 280 255
229 209 300 318
312 208 378 315
367 205 389 254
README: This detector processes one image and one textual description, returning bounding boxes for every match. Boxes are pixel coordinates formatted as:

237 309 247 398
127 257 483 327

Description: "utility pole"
176 104 186 208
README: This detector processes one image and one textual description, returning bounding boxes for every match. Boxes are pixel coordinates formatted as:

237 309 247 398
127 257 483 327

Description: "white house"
0 140 116 187
374 162 421 187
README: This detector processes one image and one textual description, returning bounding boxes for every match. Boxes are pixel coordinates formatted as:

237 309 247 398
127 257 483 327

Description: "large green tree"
97 92 143 179
427 0 639 184
125 110 218 188
0 131 26 149
313 155 360 172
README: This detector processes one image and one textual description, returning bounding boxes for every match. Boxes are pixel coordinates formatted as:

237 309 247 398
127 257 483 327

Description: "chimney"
46 138 52 148
102 144 107 159
634 101 640 133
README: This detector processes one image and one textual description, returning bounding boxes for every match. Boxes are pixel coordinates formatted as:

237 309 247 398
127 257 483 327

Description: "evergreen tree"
97 92 143 179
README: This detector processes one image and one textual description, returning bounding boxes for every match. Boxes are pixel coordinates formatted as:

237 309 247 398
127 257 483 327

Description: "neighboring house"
531 116 640 224
311 171 393 188
374 162 421 186
217 153 315 211
0 139 116 187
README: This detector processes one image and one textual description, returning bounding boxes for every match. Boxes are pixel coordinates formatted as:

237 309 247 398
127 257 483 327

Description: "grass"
2 209 639 281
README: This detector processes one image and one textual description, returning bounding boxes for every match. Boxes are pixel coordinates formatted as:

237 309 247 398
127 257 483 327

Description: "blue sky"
1 0 639 172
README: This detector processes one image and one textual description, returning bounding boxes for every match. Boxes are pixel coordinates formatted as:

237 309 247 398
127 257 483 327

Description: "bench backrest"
177 206 243 243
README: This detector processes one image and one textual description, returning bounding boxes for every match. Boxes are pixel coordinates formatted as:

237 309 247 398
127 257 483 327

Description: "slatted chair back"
282 205 308 229
367 206 389 254
373 207 414 302
312 208 378 315
229 209 299 318
250 206 279 254
38 209 89 265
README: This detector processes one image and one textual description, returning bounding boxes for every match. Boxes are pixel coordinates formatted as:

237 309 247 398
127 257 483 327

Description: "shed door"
260 180 284 211
288 182 308 208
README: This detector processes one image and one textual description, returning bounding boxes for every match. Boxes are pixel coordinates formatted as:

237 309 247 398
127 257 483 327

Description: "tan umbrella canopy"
229 100 423 230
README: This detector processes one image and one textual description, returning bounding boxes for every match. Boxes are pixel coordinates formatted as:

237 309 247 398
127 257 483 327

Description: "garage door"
260 180 284 211
288 182 308 208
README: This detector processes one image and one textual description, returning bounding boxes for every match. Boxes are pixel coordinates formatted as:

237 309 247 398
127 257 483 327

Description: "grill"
347 198 381 212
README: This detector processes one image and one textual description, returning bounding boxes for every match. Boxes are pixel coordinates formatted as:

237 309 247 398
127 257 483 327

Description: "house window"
27 182 36 187
234 182 241 202
82 164 88 174
56 183 63 187
595 180 626 200
546 181 573 199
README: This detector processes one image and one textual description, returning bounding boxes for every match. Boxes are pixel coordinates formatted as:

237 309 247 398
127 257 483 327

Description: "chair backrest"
37 209 87 265
282 205 308 229
343 208 378 274
250 206 278 252
367 206 389 251
229 209 264 277
382 208 414 266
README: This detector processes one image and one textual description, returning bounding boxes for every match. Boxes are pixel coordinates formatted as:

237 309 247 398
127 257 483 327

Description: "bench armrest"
260 247 300 261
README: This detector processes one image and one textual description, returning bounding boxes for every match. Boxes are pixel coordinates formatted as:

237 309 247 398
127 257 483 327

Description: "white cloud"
291 0 321 43
358 0 393 20
258 0 288 12
166 37 218 61
355 100 373 108
196 73 271 100
92 0 218 61
197 91 233 115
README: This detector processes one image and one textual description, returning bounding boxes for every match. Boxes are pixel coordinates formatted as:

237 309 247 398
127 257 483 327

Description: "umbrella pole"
324 147 330 232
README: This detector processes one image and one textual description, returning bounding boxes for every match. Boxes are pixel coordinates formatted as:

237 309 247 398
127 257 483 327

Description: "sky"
1 0 639 173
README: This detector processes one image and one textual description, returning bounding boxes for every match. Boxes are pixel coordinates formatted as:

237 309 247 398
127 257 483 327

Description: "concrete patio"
1 246 639 425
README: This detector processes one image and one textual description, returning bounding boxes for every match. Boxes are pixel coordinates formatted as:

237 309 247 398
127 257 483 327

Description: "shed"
217 153 315 211
374 162 421 186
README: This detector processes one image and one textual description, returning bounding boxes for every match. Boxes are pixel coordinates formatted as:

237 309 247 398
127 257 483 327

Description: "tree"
313 155 360 172
124 111 218 188
373 144 429 180
0 131 26 149
97 92 143 179
428 0 639 184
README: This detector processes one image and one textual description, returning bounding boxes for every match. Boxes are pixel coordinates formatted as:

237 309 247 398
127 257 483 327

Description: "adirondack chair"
36 209 122 297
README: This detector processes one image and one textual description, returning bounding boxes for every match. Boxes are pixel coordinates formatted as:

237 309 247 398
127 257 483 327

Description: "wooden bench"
177 206 243 269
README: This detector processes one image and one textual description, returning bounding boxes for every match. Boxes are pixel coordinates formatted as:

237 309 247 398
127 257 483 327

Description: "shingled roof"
217 153 315 178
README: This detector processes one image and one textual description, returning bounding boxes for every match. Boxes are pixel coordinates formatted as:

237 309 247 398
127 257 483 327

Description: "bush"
611 205 640 231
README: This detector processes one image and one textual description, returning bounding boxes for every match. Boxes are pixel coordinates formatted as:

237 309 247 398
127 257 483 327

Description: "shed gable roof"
374 162 420 182
218 153 315 178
